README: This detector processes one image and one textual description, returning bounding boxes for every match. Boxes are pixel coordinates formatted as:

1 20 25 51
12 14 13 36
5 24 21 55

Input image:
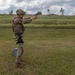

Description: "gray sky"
0 0 75 15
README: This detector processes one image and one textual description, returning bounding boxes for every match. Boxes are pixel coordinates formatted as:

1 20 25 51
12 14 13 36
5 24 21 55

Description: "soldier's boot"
16 63 22 69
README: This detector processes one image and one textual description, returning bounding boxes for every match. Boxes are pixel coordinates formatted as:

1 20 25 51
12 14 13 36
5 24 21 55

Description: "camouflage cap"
16 9 25 15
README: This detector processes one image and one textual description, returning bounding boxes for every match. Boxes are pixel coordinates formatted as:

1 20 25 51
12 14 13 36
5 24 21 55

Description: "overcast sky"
0 0 75 15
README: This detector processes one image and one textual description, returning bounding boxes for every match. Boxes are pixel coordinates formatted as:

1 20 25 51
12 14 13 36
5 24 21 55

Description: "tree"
9 10 13 15
60 8 64 16
36 11 42 15
47 9 51 15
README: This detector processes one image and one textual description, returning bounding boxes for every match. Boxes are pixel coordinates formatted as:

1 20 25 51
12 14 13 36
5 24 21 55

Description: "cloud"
14 1 26 7
0 0 75 15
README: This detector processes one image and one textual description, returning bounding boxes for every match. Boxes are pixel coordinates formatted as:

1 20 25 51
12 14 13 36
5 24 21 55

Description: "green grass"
0 15 75 26
0 14 75 75
0 27 75 75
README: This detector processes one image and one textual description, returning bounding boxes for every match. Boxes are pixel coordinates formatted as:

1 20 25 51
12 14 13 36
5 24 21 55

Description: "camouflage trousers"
14 33 24 64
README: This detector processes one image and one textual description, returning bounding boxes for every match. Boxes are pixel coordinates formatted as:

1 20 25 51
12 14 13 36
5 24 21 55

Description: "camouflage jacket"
12 17 32 34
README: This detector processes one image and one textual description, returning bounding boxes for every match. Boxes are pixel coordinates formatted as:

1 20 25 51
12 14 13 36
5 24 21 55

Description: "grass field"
0 15 75 75
0 27 75 75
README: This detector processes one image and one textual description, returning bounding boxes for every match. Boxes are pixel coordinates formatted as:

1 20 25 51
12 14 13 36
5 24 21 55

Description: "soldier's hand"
31 15 37 20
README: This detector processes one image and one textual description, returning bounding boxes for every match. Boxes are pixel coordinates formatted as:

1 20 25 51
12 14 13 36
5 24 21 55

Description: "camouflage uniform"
12 9 32 64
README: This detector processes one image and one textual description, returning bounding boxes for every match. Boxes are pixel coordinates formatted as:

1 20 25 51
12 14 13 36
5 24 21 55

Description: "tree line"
9 7 64 16
47 7 64 16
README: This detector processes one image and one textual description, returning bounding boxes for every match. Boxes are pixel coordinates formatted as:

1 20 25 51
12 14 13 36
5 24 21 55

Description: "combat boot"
16 63 22 69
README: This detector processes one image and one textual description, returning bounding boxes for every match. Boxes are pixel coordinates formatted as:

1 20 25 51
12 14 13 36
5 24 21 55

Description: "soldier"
12 9 37 68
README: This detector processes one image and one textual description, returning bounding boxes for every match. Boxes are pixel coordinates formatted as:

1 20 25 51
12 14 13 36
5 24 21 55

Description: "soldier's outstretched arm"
23 15 37 24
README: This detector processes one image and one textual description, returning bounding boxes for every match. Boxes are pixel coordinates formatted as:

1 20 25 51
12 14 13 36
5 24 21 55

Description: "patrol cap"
16 9 25 15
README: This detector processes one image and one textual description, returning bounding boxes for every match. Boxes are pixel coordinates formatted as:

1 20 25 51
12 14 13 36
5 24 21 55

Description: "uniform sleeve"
23 18 32 24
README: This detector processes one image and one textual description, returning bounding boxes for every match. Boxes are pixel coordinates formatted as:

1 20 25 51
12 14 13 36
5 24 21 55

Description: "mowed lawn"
0 27 75 75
